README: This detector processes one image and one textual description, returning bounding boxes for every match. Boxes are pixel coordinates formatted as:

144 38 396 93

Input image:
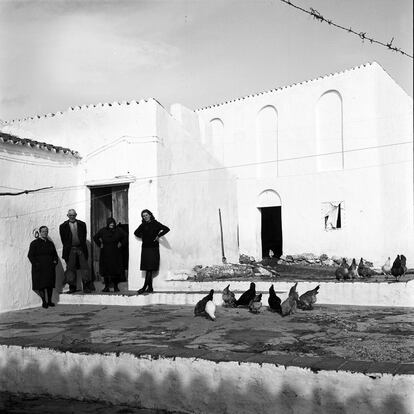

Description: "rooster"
391 255 407 281
236 282 256 307
268 284 282 313
297 285 320 310
222 284 237 307
248 293 263 314
281 282 299 316
349 258 359 279
358 258 372 278
335 258 350 281
194 289 214 319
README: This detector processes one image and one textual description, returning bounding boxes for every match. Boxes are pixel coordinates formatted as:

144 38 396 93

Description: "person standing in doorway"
93 217 128 292
27 226 59 308
134 209 170 294
59 209 93 293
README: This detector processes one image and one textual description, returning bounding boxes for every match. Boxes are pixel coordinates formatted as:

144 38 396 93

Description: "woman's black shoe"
47 302 55 307
137 287 146 295
114 286 120 292
42 302 48 309
102 287 110 293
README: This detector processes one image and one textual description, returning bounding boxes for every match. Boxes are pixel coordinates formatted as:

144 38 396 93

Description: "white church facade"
1 61 413 312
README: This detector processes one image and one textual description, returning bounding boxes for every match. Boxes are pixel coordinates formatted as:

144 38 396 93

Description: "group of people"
27 208 170 308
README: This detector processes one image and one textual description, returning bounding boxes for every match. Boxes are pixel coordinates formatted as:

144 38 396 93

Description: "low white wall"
0 345 412 414
56 280 414 308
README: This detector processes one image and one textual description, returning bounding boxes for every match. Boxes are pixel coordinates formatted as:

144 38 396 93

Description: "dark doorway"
260 206 282 259
90 185 129 281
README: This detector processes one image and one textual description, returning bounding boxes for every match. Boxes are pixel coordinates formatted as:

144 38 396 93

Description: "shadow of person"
159 237 171 250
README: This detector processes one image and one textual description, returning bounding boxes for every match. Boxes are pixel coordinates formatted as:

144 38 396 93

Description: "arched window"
257 106 278 177
316 91 343 171
209 118 224 163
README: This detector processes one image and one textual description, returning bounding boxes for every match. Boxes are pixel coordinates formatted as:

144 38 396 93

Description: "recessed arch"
316 90 344 171
209 118 224 163
257 189 282 207
256 105 278 177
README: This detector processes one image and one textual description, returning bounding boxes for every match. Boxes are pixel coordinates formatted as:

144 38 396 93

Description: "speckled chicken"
358 258 372 278
194 289 214 318
268 284 282 313
236 282 256 307
297 285 320 310
391 254 407 281
335 258 350 281
248 293 263 314
349 258 359 279
281 282 299 316
222 284 237 307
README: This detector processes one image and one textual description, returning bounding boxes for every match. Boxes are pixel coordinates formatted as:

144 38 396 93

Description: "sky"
0 0 412 120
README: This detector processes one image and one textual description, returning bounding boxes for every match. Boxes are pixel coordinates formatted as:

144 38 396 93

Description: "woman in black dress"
93 218 128 292
27 226 59 308
134 209 170 294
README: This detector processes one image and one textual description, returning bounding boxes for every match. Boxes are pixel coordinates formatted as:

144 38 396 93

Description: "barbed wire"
280 0 413 59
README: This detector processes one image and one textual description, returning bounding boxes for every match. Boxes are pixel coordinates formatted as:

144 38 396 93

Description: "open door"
90 184 129 280
260 206 282 259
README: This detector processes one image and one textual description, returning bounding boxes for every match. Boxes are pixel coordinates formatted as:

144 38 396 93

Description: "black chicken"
391 255 407 281
236 282 256 307
268 284 282 313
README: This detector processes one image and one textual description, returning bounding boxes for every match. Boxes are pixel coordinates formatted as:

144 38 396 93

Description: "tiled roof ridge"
194 61 381 112
2 98 154 125
0 131 80 158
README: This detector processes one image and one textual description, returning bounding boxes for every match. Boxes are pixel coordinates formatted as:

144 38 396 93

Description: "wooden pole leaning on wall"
219 208 227 264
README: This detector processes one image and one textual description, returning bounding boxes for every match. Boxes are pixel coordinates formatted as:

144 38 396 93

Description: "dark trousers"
64 247 92 291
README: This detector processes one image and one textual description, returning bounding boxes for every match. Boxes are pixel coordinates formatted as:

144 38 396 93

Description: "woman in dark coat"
134 209 170 294
93 218 128 292
27 226 59 308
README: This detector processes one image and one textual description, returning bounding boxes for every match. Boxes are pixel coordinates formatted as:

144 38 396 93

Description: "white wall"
0 143 81 312
197 63 414 266
149 103 239 289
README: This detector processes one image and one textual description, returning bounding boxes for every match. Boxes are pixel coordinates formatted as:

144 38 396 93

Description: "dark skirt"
140 247 160 271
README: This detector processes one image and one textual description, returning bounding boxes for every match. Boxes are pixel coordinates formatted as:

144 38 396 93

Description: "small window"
322 201 343 231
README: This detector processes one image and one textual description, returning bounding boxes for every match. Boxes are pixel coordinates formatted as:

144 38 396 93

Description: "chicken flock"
335 255 407 281
194 254 408 321
194 282 320 320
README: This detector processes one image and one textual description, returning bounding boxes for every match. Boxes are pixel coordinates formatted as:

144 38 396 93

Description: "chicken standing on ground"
236 282 256 307
349 258 359 279
248 293 262 314
335 258 350 281
358 258 372 278
381 257 392 278
268 284 282 313
222 284 237 307
391 255 407 281
281 282 299 316
297 285 320 310
194 289 215 320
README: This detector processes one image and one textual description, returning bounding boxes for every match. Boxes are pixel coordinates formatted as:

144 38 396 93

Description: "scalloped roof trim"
2 98 153 125
194 62 381 112
0 131 80 158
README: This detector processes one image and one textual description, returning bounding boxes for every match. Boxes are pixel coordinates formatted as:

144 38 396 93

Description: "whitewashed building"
196 62 413 268
1 61 413 312
0 99 238 312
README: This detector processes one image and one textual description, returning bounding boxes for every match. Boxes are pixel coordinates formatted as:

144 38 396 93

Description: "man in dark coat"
59 209 93 293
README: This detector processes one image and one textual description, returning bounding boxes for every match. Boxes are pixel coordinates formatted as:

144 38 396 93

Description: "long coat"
59 219 88 261
93 227 127 276
27 238 58 290
134 220 170 271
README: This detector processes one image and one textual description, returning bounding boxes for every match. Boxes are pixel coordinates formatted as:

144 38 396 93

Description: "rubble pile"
191 262 279 282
